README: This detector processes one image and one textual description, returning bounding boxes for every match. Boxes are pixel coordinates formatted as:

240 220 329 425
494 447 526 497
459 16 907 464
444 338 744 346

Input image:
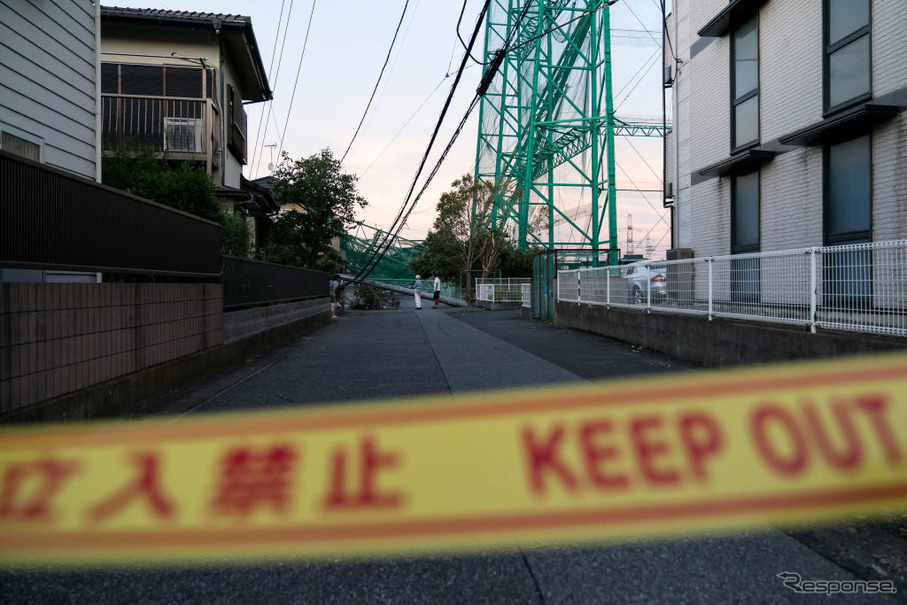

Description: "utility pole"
627 213 634 255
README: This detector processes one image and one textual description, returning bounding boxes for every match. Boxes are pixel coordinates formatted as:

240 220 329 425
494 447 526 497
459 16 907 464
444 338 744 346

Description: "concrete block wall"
555 301 906 368
223 298 329 343
0 283 223 414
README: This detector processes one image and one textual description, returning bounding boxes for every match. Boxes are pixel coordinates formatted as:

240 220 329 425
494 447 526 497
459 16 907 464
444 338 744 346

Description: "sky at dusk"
101 0 670 257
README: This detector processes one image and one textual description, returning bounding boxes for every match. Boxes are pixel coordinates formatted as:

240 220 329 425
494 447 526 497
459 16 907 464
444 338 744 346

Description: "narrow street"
2 299 903 604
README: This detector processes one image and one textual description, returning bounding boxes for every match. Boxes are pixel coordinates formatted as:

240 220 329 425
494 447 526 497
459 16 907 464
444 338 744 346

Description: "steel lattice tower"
474 0 665 253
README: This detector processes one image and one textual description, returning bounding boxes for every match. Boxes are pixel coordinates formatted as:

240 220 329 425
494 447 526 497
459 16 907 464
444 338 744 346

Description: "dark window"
731 14 759 150
165 67 203 98
825 134 871 243
120 64 164 96
825 0 871 112
101 63 119 94
102 63 206 99
731 170 760 301
824 134 871 306
732 171 759 252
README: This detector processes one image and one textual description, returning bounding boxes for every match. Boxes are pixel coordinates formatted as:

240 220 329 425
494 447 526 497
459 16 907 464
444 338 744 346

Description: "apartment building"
665 0 907 260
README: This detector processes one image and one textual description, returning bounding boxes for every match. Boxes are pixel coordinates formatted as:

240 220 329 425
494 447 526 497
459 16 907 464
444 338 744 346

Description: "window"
101 63 207 99
825 0 870 112
165 67 204 98
825 135 871 244
121 64 164 97
731 170 760 301
731 14 759 150
824 134 871 305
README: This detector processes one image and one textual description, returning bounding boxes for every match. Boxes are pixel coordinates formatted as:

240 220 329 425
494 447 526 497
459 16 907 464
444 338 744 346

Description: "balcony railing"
102 95 219 170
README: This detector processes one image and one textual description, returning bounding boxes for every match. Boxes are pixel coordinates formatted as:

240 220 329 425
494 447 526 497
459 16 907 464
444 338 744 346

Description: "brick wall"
0 283 223 414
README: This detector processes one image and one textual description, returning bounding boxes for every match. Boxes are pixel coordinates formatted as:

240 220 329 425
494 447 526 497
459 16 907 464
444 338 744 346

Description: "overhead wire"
504 0 619 56
349 0 492 283
351 0 535 283
276 0 318 167
360 74 450 178
252 0 295 177
340 0 411 165
456 0 486 65
249 0 288 177
660 0 679 64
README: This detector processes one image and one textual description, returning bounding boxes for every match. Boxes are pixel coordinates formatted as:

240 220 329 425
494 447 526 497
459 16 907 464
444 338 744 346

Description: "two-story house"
665 0 907 299
99 7 278 244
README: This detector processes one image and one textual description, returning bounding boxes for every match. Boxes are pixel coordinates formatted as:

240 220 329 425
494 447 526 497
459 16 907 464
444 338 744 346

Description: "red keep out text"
750 395 902 476
522 411 724 497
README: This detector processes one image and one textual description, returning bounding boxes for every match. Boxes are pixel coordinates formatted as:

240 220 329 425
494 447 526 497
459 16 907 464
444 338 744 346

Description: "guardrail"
475 278 532 303
557 240 907 337
223 257 329 309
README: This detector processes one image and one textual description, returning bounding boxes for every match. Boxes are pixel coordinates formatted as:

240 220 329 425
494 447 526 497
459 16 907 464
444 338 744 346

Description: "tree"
412 174 542 299
411 174 504 300
102 147 250 257
264 149 367 270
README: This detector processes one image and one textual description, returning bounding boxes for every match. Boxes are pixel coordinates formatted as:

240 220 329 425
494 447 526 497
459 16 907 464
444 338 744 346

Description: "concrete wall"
0 283 223 414
555 301 907 368
224 298 328 343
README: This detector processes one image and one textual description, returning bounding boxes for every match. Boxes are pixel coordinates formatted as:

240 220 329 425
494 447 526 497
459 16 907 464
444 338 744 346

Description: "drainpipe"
214 19 227 188
661 1 673 250
94 1 102 182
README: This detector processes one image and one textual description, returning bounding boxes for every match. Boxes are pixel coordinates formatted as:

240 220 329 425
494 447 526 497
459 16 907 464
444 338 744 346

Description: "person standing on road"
433 274 441 309
330 274 340 318
413 274 423 310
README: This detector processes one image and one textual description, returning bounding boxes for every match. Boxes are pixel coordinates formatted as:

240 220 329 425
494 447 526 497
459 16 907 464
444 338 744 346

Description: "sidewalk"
5 297 901 604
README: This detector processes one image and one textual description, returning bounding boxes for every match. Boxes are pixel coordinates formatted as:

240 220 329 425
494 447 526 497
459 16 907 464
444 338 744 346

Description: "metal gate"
532 251 557 320
532 249 620 321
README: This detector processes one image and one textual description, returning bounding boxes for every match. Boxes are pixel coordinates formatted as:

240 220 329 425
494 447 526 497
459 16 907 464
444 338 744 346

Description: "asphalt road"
2 297 903 604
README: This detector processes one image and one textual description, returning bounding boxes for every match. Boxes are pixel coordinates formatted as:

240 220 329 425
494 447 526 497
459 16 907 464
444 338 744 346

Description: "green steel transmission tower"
475 0 663 253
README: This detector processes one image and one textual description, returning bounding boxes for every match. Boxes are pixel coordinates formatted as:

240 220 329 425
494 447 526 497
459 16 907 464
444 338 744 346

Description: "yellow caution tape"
1 351 906 566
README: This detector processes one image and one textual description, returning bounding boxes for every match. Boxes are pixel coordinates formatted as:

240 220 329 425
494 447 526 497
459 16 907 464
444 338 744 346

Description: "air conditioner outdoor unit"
163 117 202 153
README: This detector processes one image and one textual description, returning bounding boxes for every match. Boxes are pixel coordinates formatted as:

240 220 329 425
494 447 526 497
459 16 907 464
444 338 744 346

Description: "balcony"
101 94 220 171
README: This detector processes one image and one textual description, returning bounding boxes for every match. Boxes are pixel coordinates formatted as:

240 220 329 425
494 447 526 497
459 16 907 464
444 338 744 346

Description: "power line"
276 0 318 167
340 0 411 165
350 0 499 283
360 74 450 178
351 0 537 283
456 0 485 65
252 0 295 177
249 0 288 176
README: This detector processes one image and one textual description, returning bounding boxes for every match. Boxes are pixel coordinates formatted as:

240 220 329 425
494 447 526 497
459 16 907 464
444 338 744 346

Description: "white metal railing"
475 278 532 303
557 239 907 337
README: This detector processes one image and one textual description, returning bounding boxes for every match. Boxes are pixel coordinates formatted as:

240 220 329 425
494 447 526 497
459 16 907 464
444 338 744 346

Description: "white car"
622 262 667 304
